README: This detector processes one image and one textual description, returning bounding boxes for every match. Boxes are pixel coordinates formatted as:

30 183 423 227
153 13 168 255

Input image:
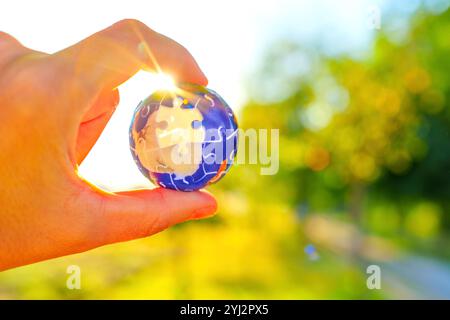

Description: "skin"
0 19 217 271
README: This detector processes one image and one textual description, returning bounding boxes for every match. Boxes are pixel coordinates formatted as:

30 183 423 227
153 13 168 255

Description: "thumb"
90 188 217 245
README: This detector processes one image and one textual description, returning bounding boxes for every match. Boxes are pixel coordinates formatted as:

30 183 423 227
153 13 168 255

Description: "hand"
0 19 217 271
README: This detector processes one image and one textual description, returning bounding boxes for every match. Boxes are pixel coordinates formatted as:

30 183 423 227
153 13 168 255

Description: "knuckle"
153 188 169 209
0 31 22 46
149 189 171 232
143 210 164 237
112 18 151 34
76 189 108 247
54 183 101 249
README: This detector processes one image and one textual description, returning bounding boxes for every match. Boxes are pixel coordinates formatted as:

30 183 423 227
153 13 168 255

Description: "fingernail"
192 206 217 219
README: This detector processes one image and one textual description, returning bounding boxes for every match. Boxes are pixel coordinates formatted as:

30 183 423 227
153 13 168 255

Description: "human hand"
0 19 217 271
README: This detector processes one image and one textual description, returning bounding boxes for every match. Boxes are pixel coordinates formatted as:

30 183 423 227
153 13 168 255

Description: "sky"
1 0 393 191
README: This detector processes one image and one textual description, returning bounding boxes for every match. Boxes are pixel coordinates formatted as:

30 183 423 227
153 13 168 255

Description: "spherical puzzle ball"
129 83 238 191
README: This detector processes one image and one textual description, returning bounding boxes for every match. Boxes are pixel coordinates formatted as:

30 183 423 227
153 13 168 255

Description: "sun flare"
152 73 177 91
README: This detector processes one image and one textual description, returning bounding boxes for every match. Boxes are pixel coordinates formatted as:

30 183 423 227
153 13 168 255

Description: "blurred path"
377 255 450 299
304 215 450 299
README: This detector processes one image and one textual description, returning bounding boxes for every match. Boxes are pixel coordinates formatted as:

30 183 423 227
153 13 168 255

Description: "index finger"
54 19 208 95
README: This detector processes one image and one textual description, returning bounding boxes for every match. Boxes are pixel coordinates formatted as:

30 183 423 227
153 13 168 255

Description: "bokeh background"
1 0 450 299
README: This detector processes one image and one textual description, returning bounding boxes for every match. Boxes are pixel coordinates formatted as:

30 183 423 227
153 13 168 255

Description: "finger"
0 32 34 69
75 89 119 164
54 19 207 100
91 188 217 245
0 31 25 48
